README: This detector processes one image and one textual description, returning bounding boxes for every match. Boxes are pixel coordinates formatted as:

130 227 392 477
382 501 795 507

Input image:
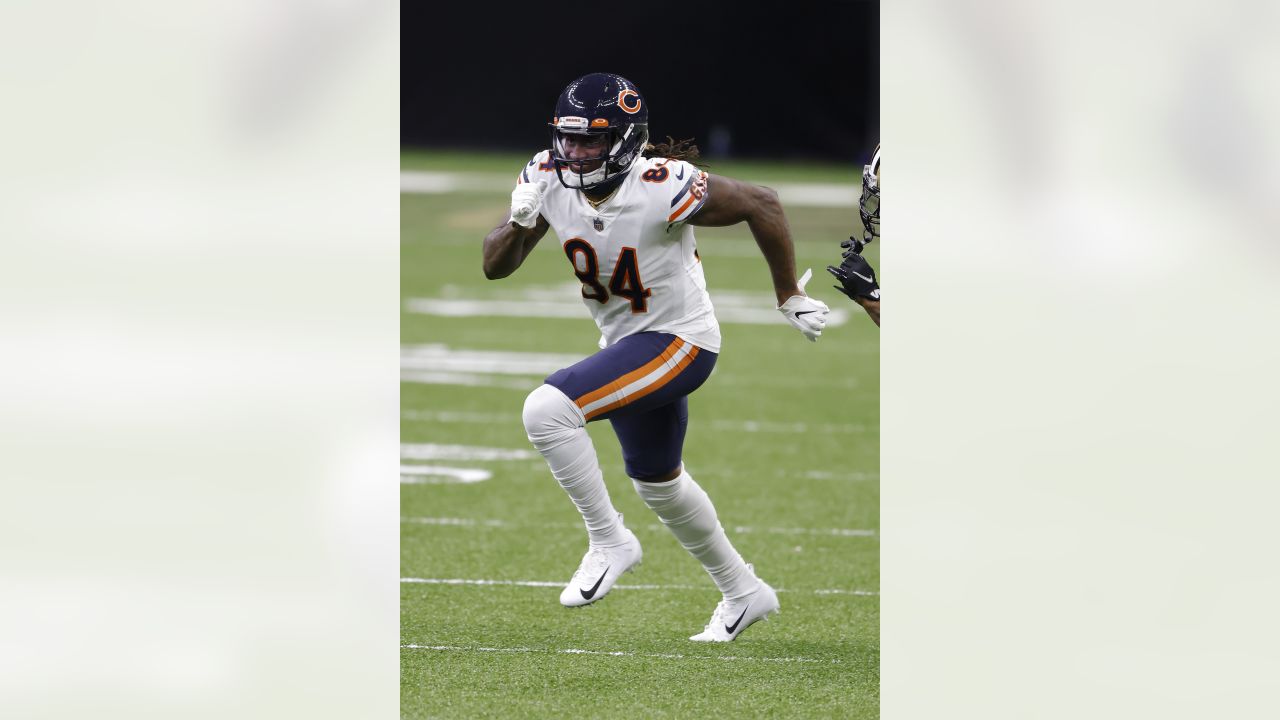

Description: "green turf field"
401 149 880 718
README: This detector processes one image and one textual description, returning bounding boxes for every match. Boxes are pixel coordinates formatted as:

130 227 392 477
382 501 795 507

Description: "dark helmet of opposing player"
549 73 650 193
859 144 881 244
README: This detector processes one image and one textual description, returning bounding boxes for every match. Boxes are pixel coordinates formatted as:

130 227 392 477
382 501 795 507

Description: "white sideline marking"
399 171 514 194
401 171 855 208
399 466 492 484
401 643 845 664
400 577 878 596
400 443 537 461
401 172 457 193
708 419 872 435
406 298 851 327
404 516 508 527
407 298 588 320
401 577 700 590
405 290 849 327
400 371 539 390
402 409 516 423
716 375 865 391
772 182 858 208
403 577 563 588
401 345 583 375
401 409 871 436
727 524 876 538
801 470 879 482
402 516 877 538
399 345 570 389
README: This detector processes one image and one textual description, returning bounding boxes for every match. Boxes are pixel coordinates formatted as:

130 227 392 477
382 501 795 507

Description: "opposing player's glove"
509 181 545 228
777 268 830 342
827 239 880 302
839 235 869 259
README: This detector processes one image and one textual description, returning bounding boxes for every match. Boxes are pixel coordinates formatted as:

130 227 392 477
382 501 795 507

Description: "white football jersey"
516 151 722 353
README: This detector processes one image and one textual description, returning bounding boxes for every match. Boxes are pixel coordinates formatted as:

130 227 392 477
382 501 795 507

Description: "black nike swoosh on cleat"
725 603 751 634
580 566 610 600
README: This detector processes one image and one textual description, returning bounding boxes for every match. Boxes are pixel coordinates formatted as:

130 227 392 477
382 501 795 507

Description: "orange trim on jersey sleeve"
574 337 684 410
668 193 698 222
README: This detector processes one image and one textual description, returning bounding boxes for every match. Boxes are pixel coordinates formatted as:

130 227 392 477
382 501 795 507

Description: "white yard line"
401 170 856 208
400 577 878 596
399 443 537 461
401 344 584 374
402 409 516 423
402 516 877 538
707 419 873 435
400 643 848 664
400 577 701 590
401 409 871 436
405 296 849 327
399 466 492 484
406 298 588 320
396 445 536 484
800 470 879 482
400 371 540 389
399 171 514 194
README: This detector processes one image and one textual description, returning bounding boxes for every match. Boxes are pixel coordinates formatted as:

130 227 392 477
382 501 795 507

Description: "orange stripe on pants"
582 345 699 421
574 337 684 410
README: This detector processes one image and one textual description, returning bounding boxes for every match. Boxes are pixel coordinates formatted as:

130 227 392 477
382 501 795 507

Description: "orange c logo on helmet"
618 89 642 114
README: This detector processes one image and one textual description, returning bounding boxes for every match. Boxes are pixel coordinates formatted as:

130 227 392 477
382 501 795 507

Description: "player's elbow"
481 241 512 280
482 261 509 280
481 251 503 280
751 185 783 217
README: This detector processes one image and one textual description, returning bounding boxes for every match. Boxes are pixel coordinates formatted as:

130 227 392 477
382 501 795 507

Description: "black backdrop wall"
403 0 879 163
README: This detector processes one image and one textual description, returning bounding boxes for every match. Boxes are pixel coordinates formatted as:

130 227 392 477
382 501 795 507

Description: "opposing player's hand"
777 268 830 342
827 242 880 302
839 234 870 258
510 180 545 228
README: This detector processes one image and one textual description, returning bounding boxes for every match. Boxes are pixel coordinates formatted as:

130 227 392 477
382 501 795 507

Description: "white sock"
523 384 625 546
632 469 756 599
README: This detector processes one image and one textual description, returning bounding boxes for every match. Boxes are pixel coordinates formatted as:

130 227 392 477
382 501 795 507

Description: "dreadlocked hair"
642 136 704 166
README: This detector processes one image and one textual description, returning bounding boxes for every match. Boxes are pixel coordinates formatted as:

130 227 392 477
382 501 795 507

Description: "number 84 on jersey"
563 238 651 314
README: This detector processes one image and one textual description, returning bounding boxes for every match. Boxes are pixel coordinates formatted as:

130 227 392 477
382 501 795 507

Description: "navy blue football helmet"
549 73 650 193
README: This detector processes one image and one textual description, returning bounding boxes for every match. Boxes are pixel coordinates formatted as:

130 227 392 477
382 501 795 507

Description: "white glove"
510 181 545 228
777 268 830 342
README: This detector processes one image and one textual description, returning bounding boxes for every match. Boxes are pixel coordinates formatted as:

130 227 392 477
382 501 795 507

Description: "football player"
827 144 881 326
482 72 830 642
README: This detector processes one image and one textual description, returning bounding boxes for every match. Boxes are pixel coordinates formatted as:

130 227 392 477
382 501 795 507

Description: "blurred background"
9 0 1278 716
402 0 880 164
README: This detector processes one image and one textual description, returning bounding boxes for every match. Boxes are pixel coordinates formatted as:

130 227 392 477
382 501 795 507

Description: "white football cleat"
559 526 642 607
689 576 780 642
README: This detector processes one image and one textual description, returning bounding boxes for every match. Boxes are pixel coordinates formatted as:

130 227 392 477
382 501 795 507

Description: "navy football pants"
544 332 717 480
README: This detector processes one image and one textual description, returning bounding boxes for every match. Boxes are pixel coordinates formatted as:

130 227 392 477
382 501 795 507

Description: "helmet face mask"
551 126 615 188
549 73 650 192
859 145 881 243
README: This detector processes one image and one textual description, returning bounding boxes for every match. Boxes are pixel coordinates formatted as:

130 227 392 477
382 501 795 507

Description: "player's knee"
628 464 682 483
522 383 582 439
